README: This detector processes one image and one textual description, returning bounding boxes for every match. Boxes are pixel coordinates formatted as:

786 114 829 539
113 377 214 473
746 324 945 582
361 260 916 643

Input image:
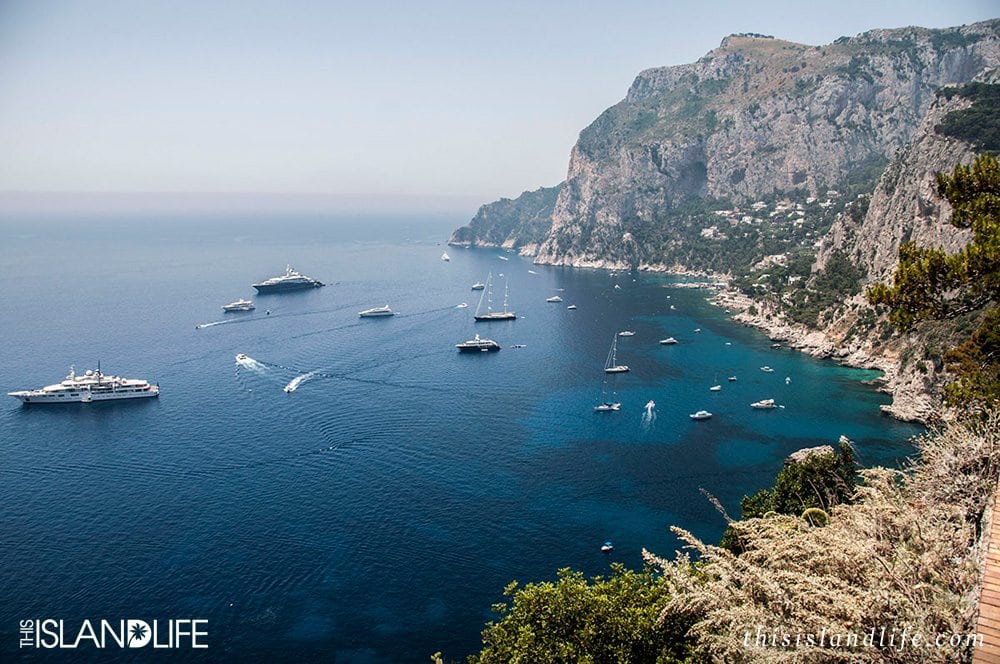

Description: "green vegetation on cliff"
869 153 1000 411
935 83 1000 152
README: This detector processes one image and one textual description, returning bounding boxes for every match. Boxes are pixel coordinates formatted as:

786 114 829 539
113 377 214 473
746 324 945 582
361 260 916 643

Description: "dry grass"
645 412 1000 663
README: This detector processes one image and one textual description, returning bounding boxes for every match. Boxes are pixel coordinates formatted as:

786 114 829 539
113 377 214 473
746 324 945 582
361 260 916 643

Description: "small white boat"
359 305 395 318
614 284 621 290
235 354 249 362
528 270 538 274
600 541 614 552
567 304 578 310
669 305 676 310
441 252 450 261
709 385 721 391
498 255 509 261
725 342 732 346
471 282 485 290
690 410 713 420
618 330 635 337
751 399 777 409
222 298 255 312
456 302 468 308
771 343 782 349
512 344 527 349
728 376 737 382
593 402 621 412
546 295 563 303
660 337 678 345
785 376 791 384
693 328 701 333
760 366 775 373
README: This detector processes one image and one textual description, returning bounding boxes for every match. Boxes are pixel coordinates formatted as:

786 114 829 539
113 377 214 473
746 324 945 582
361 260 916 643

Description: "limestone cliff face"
451 20 1000 269
816 77 994 282
448 185 560 254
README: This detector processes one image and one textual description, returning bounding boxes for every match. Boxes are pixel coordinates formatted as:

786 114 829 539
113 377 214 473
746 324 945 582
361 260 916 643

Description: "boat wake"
283 371 316 393
196 320 233 329
642 400 657 430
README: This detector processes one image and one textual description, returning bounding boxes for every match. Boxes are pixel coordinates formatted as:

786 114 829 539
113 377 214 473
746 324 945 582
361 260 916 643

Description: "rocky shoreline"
662 279 941 424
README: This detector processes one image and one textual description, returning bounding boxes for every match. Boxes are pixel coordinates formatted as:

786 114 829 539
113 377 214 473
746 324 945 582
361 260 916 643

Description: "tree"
720 442 856 553
468 564 699 664
868 153 1000 410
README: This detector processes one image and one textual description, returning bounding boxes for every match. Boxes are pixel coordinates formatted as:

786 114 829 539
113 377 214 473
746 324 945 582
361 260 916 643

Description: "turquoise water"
0 214 922 661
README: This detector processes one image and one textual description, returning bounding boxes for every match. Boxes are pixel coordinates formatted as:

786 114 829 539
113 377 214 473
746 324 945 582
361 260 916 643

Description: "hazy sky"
0 0 996 204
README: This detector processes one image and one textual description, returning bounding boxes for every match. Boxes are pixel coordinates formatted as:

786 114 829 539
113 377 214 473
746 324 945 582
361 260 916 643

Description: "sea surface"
0 214 923 662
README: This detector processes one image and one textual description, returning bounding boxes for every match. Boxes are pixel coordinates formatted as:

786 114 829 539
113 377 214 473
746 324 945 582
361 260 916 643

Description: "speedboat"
441 252 450 261
567 304 578 310
456 302 468 308
359 305 395 318
618 330 635 337
709 385 722 391
689 410 713 420
728 376 737 382
760 366 775 373
751 399 777 409
593 402 621 412
693 328 701 333
600 541 614 552
222 298 255 312
660 337 678 345
546 295 563 303
771 343 782 349
785 376 791 384
471 282 485 290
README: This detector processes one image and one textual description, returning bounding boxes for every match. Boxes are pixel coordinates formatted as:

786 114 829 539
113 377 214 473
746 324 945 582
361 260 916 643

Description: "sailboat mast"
475 273 490 316
503 279 509 313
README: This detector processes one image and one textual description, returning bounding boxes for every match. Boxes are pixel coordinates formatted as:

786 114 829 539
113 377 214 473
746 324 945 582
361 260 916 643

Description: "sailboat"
474 272 517 321
594 370 621 412
604 335 630 373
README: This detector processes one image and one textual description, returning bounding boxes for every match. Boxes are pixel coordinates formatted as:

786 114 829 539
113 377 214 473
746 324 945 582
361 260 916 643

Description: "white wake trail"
283 371 316 393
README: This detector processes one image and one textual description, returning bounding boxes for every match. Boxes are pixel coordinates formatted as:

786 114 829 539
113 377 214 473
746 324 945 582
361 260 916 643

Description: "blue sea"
0 214 922 662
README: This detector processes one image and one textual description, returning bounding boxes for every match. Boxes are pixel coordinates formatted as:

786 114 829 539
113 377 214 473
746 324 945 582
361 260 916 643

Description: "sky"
0 0 996 212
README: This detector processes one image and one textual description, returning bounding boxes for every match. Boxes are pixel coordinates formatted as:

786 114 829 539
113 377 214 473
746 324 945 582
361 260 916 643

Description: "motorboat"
659 337 678 345
222 298 255 312
359 305 395 318
618 330 635 337
751 399 778 409
689 410 713 420
546 295 563 303
456 334 500 352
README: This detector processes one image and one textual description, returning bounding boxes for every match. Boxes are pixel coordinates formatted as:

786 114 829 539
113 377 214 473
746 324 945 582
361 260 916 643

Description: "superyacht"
252 265 324 293
8 365 159 404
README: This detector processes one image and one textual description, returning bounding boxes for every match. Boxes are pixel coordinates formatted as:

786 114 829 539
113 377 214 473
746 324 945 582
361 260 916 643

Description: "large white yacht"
8 366 159 404
252 266 324 293
456 334 500 352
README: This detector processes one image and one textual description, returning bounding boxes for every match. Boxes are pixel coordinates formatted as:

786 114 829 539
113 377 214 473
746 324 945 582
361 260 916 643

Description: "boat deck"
975 479 1000 662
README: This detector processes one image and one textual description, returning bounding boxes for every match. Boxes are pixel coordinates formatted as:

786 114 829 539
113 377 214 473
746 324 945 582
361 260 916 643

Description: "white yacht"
471 282 486 291
604 335 629 373
618 330 635 337
359 305 395 318
474 272 516 321
222 298 255 312
252 265 324 293
709 385 722 391
593 401 621 412
546 295 563 303
441 252 451 262
9 365 159 404
760 366 775 373
659 337 678 345
751 399 778 409
690 410 713 420
456 334 500 352
567 304 578 310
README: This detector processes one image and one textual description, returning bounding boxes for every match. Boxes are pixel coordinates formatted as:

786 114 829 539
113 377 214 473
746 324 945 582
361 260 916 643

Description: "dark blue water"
0 214 922 662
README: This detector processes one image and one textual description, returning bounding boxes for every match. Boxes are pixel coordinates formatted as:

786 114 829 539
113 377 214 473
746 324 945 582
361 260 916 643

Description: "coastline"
452 241 941 423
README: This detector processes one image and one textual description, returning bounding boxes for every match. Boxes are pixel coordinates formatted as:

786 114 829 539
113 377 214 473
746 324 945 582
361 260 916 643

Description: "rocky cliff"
451 20 1000 272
